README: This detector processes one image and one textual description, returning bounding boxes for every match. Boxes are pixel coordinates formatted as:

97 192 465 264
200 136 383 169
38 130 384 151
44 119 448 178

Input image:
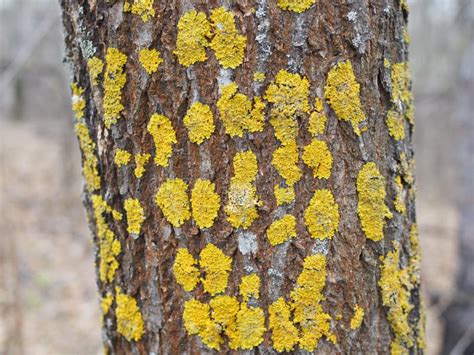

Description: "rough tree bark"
59 0 423 353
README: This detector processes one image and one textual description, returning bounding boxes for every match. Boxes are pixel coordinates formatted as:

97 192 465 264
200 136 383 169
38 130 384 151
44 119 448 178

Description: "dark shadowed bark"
59 0 423 353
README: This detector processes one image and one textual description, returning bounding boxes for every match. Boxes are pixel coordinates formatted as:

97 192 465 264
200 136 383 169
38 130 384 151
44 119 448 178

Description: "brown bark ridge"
59 0 423 354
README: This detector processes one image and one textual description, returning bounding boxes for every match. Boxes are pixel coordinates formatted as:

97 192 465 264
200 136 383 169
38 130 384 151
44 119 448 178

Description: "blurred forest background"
0 0 472 354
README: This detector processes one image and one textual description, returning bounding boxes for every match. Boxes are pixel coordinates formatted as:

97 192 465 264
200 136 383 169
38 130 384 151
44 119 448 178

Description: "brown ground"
0 119 459 355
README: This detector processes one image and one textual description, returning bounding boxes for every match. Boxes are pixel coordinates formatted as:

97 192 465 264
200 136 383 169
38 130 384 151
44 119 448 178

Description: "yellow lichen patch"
232 151 258 183
403 27 411 44
304 189 339 240
269 298 299 352
114 149 131 167
183 102 215 144
210 295 239 327
155 178 191 227
75 122 101 191
134 153 150 178
391 62 414 126
309 98 327 136
71 83 85 120
174 10 211 67
229 305 266 349
226 151 260 229
115 288 145 342
191 179 220 229
103 48 127 128
272 140 302 186
173 248 200 292
401 0 409 12
139 48 162 74
183 299 223 350
225 182 259 229
130 0 155 22
264 69 310 124
270 116 298 144
87 56 104 85
266 214 297 246
417 300 426 350
123 0 131 12
302 139 333 179
386 109 406 141
92 195 121 283
394 175 406 214
147 113 177 167
350 304 365 330
217 82 265 137
399 152 415 186
253 72 265 82
408 224 422 285
291 254 335 351
239 274 261 302
357 162 393 241
124 198 145 236
379 242 415 351
277 0 316 13
325 60 366 136
209 7 246 69
100 293 114 314
274 185 295 205
199 243 232 296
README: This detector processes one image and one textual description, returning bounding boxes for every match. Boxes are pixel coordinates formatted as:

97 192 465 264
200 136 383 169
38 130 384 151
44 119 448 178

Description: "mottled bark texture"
60 0 423 354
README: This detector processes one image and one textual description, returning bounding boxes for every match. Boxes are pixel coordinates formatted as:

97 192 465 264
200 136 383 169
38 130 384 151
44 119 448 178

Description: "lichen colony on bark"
60 0 423 353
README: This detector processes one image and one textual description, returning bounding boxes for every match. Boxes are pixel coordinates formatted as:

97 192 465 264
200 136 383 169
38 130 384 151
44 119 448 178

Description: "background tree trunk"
59 0 423 353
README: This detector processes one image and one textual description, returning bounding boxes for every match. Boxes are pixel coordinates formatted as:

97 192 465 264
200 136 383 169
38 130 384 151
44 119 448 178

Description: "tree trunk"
59 1 423 353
